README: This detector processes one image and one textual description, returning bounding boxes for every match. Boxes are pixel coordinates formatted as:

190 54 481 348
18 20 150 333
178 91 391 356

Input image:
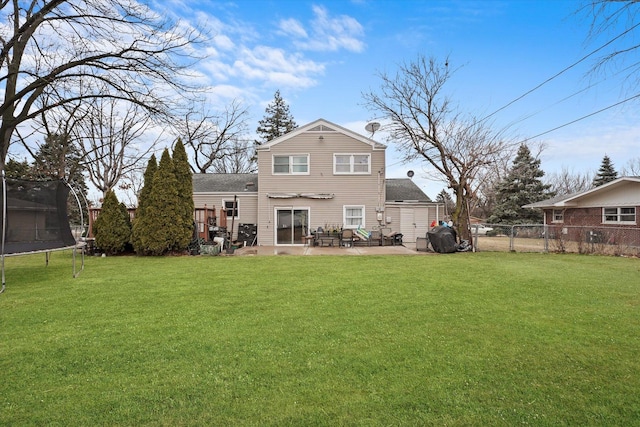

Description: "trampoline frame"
1 172 86 294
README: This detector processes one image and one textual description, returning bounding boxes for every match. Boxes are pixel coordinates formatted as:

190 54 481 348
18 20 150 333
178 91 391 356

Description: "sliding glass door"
276 208 309 245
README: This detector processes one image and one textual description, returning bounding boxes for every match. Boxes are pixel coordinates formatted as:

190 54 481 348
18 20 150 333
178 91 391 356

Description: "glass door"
276 208 309 245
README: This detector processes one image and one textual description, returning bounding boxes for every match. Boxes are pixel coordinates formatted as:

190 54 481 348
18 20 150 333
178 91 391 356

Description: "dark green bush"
93 190 131 255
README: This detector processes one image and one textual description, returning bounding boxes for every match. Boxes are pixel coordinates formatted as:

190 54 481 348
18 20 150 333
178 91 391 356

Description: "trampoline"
1 172 86 294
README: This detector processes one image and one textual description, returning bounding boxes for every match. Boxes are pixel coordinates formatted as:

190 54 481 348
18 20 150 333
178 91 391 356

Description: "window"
334 154 370 174
603 207 636 224
343 205 365 228
552 209 564 223
223 200 238 218
273 155 309 174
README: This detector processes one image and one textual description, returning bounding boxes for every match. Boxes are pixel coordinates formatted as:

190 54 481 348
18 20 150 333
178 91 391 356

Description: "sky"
158 0 639 199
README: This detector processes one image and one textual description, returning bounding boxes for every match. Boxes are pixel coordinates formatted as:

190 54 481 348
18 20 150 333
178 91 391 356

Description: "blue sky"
164 0 639 199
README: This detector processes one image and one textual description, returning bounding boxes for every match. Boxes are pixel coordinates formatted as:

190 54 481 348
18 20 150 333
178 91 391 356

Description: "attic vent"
309 124 336 132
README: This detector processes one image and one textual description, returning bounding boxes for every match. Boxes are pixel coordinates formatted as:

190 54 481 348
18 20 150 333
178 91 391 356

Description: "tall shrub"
172 139 194 251
139 149 182 255
93 190 131 254
132 154 157 254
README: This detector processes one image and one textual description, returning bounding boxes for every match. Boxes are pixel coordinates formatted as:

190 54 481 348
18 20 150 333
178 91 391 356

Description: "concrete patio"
230 242 431 256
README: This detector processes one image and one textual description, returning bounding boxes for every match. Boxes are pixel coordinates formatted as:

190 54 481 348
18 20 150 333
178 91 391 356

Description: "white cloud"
289 5 365 53
232 45 325 88
278 18 308 39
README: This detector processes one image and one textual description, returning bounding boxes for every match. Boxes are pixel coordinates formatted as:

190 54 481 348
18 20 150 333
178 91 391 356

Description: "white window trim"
343 205 365 229
602 206 636 224
552 209 564 223
222 199 239 219
333 153 371 175
273 154 310 175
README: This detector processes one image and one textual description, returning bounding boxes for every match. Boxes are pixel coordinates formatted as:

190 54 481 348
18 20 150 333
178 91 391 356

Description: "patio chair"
380 227 398 246
340 229 355 247
368 229 383 246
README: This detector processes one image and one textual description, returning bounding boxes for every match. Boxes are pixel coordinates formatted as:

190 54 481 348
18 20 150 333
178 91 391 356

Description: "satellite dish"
407 170 414 178
365 122 381 136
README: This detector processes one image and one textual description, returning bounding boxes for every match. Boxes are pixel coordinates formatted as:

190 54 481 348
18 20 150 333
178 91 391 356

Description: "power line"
520 92 640 143
479 20 640 124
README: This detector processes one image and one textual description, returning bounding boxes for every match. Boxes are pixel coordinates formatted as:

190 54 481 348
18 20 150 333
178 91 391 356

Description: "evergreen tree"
435 189 455 216
131 154 157 254
255 90 297 145
172 138 194 251
93 190 131 254
138 149 182 255
592 154 618 187
488 144 554 224
4 158 33 179
32 133 85 183
32 133 89 226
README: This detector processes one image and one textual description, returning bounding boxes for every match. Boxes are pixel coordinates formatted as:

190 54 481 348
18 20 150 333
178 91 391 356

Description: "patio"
231 242 429 256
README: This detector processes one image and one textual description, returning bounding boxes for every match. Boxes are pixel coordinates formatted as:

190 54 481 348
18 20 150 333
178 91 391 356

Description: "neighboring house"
193 118 444 246
524 176 640 245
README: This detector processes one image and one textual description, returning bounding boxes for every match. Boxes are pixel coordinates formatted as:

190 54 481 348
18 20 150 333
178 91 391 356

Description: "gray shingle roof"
193 174 432 203
192 173 258 193
385 178 432 202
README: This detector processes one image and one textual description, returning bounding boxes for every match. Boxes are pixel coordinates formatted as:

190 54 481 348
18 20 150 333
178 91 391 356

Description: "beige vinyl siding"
193 193 258 240
384 204 444 242
257 132 386 245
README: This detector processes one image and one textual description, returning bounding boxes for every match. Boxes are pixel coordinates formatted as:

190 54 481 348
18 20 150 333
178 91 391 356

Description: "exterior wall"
544 206 640 246
193 193 258 241
571 181 640 207
384 203 444 242
257 130 385 245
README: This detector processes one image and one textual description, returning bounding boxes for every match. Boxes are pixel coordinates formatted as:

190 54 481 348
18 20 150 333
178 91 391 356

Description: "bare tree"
546 167 593 195
174 99 252 173
621 157 640 176
212 137 256 173
70 97 160 197
363 55 514 241
0 0 205 168
579 1 640 90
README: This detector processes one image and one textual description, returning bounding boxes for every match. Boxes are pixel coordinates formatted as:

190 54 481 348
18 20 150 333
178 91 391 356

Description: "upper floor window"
334 154 370 174
273 155 309 174
603 207 636 224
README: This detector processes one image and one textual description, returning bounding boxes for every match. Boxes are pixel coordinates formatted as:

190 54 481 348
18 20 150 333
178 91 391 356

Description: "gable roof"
193 173 258 193
523 176 640 209
256 118 386 151
385 178 432 202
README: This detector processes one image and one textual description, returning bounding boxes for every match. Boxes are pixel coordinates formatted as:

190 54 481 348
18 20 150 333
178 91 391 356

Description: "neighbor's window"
223 200 239 218
603 207 636 224
344 205 365 228
552 209 564 222
273 155 309 174
334 154 370 174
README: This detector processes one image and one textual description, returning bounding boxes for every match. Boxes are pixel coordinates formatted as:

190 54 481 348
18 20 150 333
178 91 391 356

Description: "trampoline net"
1 178 76 254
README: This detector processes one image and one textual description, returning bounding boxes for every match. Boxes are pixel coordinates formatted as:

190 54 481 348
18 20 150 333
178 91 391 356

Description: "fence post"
509 225 516 252
543 224 549 253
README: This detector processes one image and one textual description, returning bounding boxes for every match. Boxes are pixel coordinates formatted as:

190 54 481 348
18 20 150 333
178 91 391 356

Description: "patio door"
276 208 309 245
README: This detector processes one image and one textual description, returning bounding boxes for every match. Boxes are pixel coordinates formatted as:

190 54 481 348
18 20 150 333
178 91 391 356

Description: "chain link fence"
471 224 640 256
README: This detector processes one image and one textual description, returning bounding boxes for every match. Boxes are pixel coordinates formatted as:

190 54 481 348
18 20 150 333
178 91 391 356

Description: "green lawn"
1 251 639 426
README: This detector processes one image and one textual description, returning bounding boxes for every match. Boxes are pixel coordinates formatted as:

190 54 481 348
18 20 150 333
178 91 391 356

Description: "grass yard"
1 251 639 426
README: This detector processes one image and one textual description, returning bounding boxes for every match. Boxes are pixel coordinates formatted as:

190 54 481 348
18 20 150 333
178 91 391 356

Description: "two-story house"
193 119 443 246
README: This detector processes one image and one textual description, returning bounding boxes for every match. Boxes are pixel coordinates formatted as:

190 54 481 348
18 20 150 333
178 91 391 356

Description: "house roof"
192 174 432 203
192 173 258 193
256 118 387 151
523 176 640 209
385 178 432 202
